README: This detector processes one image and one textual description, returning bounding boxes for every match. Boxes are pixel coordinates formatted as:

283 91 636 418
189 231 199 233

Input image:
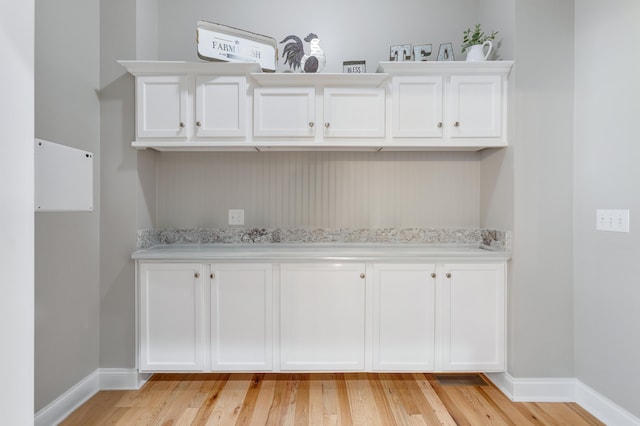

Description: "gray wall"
34 0 101 412
99 0 140 370
574 0 640 417
0 0 35 423
158 0 480 70
509 0 576 378
479 0 575 382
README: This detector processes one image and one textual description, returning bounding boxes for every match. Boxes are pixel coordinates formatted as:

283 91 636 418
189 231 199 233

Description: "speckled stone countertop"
133 228 511 263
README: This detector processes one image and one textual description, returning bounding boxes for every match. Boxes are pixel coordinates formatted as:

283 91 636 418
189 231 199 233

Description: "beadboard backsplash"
155 151 481 229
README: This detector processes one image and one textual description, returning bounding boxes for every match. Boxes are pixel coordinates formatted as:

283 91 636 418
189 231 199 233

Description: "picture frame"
413 44 432 61
437 43 454 61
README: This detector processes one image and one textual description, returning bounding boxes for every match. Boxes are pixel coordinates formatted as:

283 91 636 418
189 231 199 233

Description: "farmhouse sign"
197 21 278 72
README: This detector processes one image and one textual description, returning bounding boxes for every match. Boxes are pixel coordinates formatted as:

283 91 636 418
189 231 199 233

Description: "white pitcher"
465 40 493 62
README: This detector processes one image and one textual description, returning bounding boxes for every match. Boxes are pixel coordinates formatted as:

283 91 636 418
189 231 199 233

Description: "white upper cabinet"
323 87 385 138
391 76 444 138
135 74 249 142
120 60 512 151
253 85 385 142
381 61 511 149
253 87 316 137
195 76 247 138
449 75 501 138
136 75 188 139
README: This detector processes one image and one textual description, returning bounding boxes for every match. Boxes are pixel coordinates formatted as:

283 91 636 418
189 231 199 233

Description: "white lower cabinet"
138 262 272 372
209 264 273 371
279 263 367 371
137 260 505 373
372 264 437 371
139 262 205 371
441 263 506 371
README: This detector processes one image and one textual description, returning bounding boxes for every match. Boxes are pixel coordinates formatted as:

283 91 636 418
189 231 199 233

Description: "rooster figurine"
280 33 326 73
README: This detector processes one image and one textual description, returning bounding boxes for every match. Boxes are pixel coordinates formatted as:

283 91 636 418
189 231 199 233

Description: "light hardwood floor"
60 373 604 425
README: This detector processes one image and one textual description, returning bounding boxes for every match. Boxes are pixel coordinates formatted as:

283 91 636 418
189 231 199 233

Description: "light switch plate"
596 209 629 232
228 209 244 225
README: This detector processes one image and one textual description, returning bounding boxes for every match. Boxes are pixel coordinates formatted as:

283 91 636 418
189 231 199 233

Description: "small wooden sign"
343 61 366 73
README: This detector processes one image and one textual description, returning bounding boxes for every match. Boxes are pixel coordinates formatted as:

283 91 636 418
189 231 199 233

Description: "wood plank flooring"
60 373 604 425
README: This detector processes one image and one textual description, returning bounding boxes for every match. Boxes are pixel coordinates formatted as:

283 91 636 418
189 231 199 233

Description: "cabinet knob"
325 122 330 128
210 273 215 279
445 272 451 279
309 122 314 128
360 273 365 279
453 121 460 127
437 122 443 128
196 121 202 127
431 273 436 278
194 272 200 278
179 122 185 128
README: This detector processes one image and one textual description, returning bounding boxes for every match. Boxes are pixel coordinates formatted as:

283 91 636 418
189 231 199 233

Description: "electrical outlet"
596 209 630 232
228 209 244 226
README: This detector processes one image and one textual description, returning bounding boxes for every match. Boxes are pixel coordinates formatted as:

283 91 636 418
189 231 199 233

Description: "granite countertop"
132 243 511 263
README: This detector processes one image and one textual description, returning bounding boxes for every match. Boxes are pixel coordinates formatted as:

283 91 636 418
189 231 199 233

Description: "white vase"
465 40 493 62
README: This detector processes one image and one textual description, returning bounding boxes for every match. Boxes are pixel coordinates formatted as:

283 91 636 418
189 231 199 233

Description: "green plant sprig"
461 24 498 53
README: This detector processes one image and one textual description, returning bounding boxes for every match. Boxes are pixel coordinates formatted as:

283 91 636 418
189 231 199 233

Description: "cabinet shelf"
119 60 261 76
250 72 389 87
377 60 514 75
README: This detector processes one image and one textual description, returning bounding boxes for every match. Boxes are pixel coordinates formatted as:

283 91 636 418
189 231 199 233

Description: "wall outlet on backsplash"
228 209 244 225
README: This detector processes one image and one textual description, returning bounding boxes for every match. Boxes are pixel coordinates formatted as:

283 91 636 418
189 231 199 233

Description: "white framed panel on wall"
34 139 93 212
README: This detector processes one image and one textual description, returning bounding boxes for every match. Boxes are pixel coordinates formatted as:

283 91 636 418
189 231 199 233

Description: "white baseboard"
34 368 148 426
575 380 640 426
485 372 576 402
485 372 640 426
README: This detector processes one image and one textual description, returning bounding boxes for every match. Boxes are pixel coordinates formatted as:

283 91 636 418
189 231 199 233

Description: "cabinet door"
391 76 443 138
280 263 366 371
136 76 188 139
372 264 436 371
323 88 385 138
253 87 315 137
195 76 246 137
209 264 273 371
138 263 204 371
441 263 506 371
449 75 502 138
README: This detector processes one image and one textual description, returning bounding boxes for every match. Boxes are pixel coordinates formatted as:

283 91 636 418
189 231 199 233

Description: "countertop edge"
132 244 511 263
